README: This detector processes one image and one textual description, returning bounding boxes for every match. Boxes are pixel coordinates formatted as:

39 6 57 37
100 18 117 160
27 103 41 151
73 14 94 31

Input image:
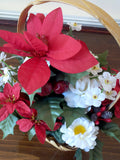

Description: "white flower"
63 77 91 108
0 52 7 67
0 67 17 85
68 22 82 31
63 77 100 108
60 117 99 152
104 90 117 100
98 72 116 92
87 63 102 76
85 87 105 107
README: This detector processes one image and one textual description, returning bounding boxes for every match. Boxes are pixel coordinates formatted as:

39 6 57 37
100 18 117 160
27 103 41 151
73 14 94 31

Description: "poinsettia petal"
16 119 34 132
40 120 51 131
3 83 13 98
24 31 48 52
40 8 63 40
0 45 32 57
35 124 46 144
0 92 6 104
18 57 51 94
48 34 81 60
6 103 16 114
27 13 45 36
0 106 9 121
47 41 98 73
15 101 32 118
0 30 33 51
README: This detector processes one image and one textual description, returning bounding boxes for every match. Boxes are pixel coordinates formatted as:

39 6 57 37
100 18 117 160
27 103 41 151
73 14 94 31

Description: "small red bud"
38 82 53 96
97 112 102 117
100 106 106 112
95 120 100 125
53 80 69 94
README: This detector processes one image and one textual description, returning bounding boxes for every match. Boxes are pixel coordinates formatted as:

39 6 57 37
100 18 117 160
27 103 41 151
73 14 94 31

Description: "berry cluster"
89 100 113 126
38 80 69 96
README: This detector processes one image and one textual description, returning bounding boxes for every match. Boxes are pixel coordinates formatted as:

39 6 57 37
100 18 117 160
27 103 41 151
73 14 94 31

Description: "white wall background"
0 0 120 27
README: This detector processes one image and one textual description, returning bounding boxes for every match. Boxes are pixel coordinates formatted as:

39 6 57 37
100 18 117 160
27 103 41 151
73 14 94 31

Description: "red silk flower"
0 83 23 121
16 104 51 144
0 8 98 94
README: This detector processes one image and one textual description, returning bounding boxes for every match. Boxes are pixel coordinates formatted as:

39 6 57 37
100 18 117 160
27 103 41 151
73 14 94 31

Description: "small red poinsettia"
0 8 98 94
0 83 23 121
16 104 51 144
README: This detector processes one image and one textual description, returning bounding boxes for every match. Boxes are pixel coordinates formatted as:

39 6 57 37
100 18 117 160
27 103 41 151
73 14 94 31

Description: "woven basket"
17 0 120 151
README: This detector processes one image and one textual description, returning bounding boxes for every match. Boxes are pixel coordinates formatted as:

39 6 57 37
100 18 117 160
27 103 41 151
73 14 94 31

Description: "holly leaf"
102 123 120 142
21 87 41 106
89 139 103 160
64 71 89 85
32 97 63 130
61 105 86 127
97 50 108 66
74 149 82 160
0 114 18 139
46 130 65 144
28 127 36 141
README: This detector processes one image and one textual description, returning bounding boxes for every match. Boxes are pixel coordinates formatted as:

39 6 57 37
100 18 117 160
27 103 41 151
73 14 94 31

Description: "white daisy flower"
68 22 82 31
104 90 117 100
60 117 99 152
87 63 102 76
98 72 116 92
85 87 105 107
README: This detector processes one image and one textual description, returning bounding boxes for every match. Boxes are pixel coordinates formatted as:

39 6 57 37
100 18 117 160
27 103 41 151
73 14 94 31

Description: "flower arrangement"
0 1 120 160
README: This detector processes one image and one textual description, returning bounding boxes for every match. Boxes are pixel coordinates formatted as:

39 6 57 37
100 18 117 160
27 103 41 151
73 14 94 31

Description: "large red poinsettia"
0 8 98 94
16 104 51 144
0 83 23 121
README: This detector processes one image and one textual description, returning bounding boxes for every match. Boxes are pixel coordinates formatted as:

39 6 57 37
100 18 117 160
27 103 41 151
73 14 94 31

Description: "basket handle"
17 0 120 47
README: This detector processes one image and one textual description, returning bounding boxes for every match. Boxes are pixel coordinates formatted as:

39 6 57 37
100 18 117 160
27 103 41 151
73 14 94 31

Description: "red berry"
95 120 100 125
38 82 53 96
53 80 69 94
97 112 102 117
100 106 106 112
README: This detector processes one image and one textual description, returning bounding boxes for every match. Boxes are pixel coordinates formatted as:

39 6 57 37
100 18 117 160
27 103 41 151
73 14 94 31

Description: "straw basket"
17 0 120 151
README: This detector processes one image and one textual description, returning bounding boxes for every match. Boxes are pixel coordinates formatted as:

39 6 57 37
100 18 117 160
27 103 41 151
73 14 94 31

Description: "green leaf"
0 86 3 92
89 139 103 160
28 127 36 141
0 114 18 139
97 50 108 66
74 149 82 160
21 87 41 106
46 130 65 144
32 97 63 130
64 71 89 85
61 105 86 127
102 123 120 142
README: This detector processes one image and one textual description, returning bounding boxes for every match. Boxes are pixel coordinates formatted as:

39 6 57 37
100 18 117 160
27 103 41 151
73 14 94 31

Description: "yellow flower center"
105 79 110 84
73 22 77 26
92 66 99 70
74 125 86 135
93 95 98 99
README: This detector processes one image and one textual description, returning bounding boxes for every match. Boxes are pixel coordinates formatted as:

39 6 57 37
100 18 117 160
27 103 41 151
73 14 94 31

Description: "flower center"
74 125 86 135
93 95 98 99
105 79 110 84
73 22 77 26
92 66 99 70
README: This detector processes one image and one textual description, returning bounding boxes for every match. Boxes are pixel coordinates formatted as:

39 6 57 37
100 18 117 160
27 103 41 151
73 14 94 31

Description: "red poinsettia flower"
0 8 98 94
114 99 120 118
0 83 22 121
16 104 51 144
